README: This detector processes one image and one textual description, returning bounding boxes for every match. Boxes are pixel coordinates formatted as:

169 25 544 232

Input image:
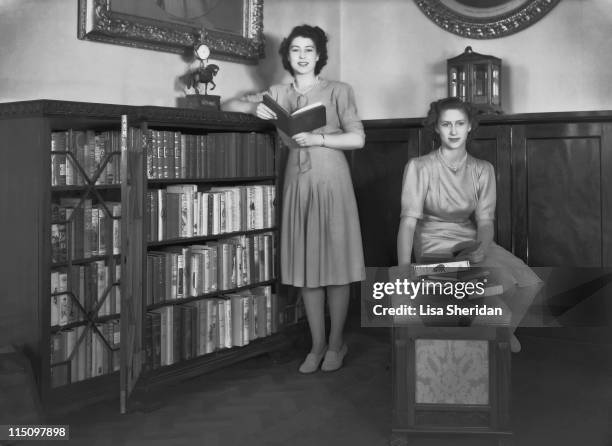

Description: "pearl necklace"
438 148 467 172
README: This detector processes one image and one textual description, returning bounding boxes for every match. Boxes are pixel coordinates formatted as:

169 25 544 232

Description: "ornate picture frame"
414 0 561 39
78 0 264 64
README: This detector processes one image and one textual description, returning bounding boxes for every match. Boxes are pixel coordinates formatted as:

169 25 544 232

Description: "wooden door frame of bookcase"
120 117 147 414
44 115 128 411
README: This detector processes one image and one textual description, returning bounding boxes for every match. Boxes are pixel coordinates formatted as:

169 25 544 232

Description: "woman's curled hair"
423 97 479 145
278 24 328 76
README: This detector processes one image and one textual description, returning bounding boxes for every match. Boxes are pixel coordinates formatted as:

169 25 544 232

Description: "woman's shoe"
321 344 348 372
298 347 327 374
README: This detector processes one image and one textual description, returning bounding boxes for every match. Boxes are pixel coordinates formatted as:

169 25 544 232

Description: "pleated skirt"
280 146 365 288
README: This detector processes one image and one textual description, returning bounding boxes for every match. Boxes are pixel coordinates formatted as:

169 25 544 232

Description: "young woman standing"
224 25 365 372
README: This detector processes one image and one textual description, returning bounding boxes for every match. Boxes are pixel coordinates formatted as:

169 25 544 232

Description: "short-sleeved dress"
401 150 542 323
248 78 366 288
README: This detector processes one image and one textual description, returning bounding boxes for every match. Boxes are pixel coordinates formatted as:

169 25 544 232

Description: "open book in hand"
263 94 326 136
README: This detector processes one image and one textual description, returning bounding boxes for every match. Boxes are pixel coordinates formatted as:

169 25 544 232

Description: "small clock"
195 43 210 61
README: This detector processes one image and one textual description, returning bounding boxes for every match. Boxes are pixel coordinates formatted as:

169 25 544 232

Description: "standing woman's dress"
253 79 366 287
401 150 542 324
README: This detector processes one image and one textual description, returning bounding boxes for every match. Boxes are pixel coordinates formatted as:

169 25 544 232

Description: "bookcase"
0 100 301 413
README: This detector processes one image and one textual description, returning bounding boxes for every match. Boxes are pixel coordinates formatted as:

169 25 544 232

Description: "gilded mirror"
415 0 561 38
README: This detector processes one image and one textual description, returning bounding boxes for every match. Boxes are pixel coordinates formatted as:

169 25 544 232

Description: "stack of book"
145 232 275 305
142 286 280 370
51 130 122 187
50 320 120 387
146 131 274 180
50 260 121 326
146 184 275 241
51 201 121 262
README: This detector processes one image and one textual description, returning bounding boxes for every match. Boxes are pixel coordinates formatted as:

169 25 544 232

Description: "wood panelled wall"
351 111 612 269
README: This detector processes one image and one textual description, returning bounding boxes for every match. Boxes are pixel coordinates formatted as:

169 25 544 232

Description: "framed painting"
78 0 264 64
414 0 561 39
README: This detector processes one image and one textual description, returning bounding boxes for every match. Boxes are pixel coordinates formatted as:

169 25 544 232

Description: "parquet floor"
18 327 612 446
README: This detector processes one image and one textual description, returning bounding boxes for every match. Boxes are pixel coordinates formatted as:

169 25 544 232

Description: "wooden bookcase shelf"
0 100 300 414
146 279 278 311
147 227 278 247
50 313 122 334
51 184 122 192
140 332 292 389
147 176 276 185
51 254 122 268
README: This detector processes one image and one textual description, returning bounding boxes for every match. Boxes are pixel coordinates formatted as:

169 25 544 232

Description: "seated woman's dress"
401 150 542 325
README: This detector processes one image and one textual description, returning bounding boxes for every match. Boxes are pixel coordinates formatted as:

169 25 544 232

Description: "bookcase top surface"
0 99 272 131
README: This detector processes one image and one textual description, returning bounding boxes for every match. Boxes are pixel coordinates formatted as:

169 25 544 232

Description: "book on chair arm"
413 241 503 298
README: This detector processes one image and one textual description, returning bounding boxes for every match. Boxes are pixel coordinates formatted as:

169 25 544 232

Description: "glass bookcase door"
49 125 123 389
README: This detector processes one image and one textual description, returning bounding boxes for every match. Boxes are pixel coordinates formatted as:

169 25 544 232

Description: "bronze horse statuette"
183 64 220 95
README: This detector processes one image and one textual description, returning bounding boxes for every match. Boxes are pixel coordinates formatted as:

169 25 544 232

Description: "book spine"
207 300 217 353
245 295 253 343
180 306 192 361
151 310 161 369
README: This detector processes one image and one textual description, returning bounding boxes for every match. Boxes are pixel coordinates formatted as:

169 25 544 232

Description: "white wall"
1 0 611 119
234 0 342 97
339 0 612 119
0 0 339 106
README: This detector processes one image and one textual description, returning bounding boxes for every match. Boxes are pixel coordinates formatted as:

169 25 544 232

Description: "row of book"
50 320 120 387
50 128 275 185
146 184 275 242
146 232 275 305
146 131 275 180
50 287 306 384
51 130 122 187
143 286 277 370
51 200 121 263
51 260 121 327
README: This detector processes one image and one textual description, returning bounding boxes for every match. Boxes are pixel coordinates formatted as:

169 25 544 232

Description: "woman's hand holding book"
255 102 277 120
292 132 323 148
